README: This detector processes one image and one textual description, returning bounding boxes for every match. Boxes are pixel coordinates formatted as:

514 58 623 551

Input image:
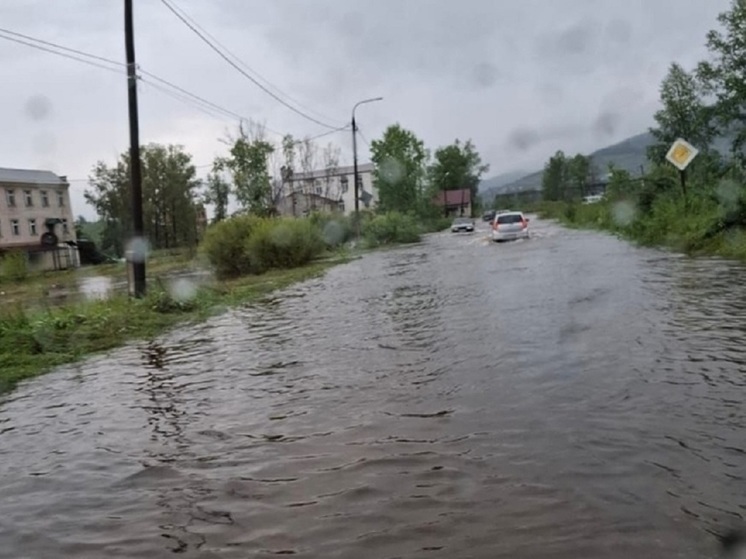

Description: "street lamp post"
352 97 383 238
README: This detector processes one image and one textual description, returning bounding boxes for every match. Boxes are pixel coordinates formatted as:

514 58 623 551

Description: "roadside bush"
246 218 324 273
201 215 262 278
419 216 452 233
202 215 326 277
308 211 353 248
0 251 29 282
363 212 421 246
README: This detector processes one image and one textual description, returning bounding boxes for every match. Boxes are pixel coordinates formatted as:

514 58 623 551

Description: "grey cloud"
605 19 632 44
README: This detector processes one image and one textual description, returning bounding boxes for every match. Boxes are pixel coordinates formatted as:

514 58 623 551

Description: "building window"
24 190 33 207
62 218 69 234
28 218 37 236
57 190 65 207
340 176 349 193
41 190 49 207
6 189 15 207
10 219 19 236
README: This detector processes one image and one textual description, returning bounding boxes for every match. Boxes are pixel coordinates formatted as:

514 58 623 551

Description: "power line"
0 27 253 126
357 127 372 148
0 31 124 75
139 77 286 136
0 26 346 141
160 0 343 128
1 27 351 180
66 126 350 183
0 27 123 68
159 0 340 130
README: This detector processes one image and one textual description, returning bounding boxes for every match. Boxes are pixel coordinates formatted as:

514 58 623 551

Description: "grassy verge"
536 195 746 260
0 247 204 306
0 259 347 394
0 211 448 395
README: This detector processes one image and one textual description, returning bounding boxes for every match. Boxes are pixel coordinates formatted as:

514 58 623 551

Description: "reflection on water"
0 220 744 558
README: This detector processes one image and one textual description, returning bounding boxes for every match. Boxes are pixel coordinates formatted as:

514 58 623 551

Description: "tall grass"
0 251 29 282
537 189 745 258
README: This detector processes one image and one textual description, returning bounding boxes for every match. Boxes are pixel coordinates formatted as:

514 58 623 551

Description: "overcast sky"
0 0 732 219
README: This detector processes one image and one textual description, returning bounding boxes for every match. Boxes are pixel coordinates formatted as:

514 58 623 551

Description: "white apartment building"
0 167 79 271
278 162 376 216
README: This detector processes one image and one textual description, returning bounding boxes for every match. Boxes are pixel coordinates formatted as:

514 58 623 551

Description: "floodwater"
0 218 744 558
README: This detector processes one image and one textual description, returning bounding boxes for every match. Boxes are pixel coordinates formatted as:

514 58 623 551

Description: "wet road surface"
0 218 744 558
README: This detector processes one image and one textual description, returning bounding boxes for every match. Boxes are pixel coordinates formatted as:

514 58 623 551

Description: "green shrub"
147 289 198 314
246 218 325 272
202 215 326 277
0 309 41 355
308 211 353 248
201 215 262 278
420 217 452 233
362 212 422 246
0 251 29 282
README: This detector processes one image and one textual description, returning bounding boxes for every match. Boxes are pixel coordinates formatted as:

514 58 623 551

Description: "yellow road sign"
666 138 699 171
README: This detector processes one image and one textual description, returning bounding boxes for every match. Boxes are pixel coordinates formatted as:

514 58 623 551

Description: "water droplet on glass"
716 179 740 211
126 237 150 263
611 200 636 226
322 220 344 246
169 278 198 302
24 94 52 121
380 157 405 184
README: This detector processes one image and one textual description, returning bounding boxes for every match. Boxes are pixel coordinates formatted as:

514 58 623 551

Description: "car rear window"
496 214 523 224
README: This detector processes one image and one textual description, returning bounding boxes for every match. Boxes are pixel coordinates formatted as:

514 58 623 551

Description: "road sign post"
665 138 699 205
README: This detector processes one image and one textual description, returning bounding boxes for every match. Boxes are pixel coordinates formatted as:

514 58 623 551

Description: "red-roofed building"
434 188 472 217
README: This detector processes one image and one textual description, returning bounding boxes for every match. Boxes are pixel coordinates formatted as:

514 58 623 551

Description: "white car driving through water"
492 211 530 242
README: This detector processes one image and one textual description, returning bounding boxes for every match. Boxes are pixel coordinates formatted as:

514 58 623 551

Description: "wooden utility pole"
125 0 146 297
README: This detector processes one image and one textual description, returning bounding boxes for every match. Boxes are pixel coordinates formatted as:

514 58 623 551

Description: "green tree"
605 166 635 201
566 154 590 200
85 144 200 256
429 139 490 211
541 150 567 201
698 0 746 159
203 166 231 224
219 123 276 216
142 144 200 249
648 63 715 164
370 124 428 214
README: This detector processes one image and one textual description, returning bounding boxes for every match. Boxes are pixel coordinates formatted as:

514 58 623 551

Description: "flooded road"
1 218 744 558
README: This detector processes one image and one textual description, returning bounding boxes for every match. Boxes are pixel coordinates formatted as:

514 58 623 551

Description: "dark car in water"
483 209 496 222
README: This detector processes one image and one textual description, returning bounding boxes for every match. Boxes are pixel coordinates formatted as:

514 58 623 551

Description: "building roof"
0 167 67 186
289 162 374 181
435 188 471 206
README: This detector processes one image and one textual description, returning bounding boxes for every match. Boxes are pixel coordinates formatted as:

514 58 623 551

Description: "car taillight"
521 219 527 229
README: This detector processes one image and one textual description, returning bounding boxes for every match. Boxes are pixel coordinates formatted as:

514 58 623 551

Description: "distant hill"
479 131 735 202
479 132 654 202
478 170 529 194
